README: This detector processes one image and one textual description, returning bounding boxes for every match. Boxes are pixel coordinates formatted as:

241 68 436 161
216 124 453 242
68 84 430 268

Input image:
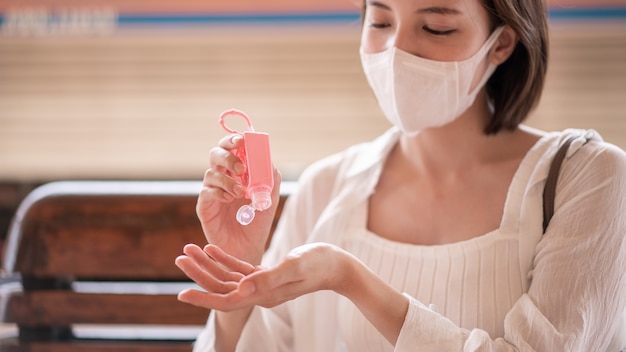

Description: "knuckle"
203 168 223 185
208 146 223 158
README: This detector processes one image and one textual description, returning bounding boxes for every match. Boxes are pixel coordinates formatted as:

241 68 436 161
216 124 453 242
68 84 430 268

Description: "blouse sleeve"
395 140 626 351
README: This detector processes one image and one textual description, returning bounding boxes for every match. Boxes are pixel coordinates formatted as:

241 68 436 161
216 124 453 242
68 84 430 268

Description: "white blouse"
193 128 626 352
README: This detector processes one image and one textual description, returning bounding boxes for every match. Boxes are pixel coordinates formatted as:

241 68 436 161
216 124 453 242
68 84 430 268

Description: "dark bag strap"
542 133 587 233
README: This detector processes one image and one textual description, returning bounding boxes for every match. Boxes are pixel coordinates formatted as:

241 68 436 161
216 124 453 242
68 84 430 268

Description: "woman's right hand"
197 133 282 265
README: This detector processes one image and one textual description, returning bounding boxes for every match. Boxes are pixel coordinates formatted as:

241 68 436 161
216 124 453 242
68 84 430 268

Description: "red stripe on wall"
0 0 624 13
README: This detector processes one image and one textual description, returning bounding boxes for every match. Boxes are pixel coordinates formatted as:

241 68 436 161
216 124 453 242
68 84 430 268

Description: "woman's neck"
394 93 540 180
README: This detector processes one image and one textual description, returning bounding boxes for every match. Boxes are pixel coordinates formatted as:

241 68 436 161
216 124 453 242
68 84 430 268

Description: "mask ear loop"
219 109 255 134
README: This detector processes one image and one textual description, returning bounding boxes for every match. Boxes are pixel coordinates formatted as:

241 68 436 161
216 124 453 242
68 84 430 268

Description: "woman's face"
361 0 493 62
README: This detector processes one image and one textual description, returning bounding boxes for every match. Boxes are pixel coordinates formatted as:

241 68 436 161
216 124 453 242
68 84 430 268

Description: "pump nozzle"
250 187 272 211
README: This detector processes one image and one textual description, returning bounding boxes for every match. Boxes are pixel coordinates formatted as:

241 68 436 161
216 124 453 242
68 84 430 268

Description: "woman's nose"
388 25 418 55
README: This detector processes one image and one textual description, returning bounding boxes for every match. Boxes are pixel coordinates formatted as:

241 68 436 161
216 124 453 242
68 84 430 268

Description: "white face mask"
360 27 505 136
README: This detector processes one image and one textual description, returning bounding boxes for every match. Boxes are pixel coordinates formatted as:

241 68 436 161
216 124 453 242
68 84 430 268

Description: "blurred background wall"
0 0 625 182
0 0 625 248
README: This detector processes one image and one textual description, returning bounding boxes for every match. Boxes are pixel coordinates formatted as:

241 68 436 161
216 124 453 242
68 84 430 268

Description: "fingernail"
239 281 255 297
231 134 243 144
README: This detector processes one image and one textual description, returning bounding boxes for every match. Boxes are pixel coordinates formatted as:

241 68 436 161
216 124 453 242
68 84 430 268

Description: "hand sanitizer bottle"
219 109 274 226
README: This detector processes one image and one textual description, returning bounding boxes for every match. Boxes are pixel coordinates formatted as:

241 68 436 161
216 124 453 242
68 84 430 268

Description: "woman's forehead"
364 0 486 14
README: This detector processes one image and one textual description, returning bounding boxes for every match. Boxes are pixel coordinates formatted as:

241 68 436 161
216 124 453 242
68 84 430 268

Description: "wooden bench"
0 180 291 352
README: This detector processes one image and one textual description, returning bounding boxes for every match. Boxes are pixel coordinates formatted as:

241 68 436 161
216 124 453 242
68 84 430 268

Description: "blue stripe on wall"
117 12 362 26
549 7 626 20
115 8 626 26
0 8 624 29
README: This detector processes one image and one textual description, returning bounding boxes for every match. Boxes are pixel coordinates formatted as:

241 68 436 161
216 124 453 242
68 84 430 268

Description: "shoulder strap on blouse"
542 133 588 233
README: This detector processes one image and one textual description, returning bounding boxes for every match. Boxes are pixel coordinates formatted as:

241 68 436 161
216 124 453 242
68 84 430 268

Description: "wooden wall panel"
0 23 624 181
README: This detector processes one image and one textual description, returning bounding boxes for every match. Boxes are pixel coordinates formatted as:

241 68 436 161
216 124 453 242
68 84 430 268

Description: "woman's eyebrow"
366 1 391 11
417 6 462 15
366 2 462 15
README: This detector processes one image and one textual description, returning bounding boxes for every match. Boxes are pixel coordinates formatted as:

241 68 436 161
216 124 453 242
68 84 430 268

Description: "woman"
176 0 626 350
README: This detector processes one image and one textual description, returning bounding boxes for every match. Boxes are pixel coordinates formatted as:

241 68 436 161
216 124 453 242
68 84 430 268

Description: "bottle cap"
236 205 256 226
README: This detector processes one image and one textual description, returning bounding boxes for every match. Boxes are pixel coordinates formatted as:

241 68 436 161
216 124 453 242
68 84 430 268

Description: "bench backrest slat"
7 292 208 326
2 341 197 352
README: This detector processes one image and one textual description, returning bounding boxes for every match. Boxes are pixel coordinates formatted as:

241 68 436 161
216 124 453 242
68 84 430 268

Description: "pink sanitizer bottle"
219 109 274 226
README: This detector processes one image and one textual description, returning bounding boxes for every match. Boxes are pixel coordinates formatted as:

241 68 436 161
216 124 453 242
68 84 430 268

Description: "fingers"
177 270 300 311
187 244 248 282
233 244 347 308
175 244 242 294
211 134 246 176
175 244 255 311
238 274 306 309
175 255 237 295
203 244 257 276
199 169 245 203
177 287 251 312
196 134 247 204
175 243 298 309
176 243 319 311
176 244 263 311
218 133 244 151
249 255 303 289
199 133 283 209
235 256 306 307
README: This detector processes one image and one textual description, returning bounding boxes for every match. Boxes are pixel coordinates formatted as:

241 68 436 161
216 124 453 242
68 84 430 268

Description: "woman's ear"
490 26 518 65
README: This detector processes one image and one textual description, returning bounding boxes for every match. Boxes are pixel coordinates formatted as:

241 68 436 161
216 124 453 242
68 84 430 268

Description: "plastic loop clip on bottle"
219 109 274 226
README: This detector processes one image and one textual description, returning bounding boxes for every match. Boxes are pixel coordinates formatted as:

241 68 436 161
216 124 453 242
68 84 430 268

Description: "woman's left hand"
177 242 408 345
176 242 354 311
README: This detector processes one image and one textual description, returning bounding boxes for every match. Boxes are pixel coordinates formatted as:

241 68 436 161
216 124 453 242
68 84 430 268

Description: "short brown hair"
482 0 549 134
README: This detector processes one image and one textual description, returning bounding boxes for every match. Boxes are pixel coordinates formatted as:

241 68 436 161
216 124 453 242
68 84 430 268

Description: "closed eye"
423 26 456 35
369 22 391 29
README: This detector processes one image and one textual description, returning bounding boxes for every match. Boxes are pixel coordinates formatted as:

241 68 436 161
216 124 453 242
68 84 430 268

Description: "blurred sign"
0 0 361 14
0 0 362 35
0 8 116 35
